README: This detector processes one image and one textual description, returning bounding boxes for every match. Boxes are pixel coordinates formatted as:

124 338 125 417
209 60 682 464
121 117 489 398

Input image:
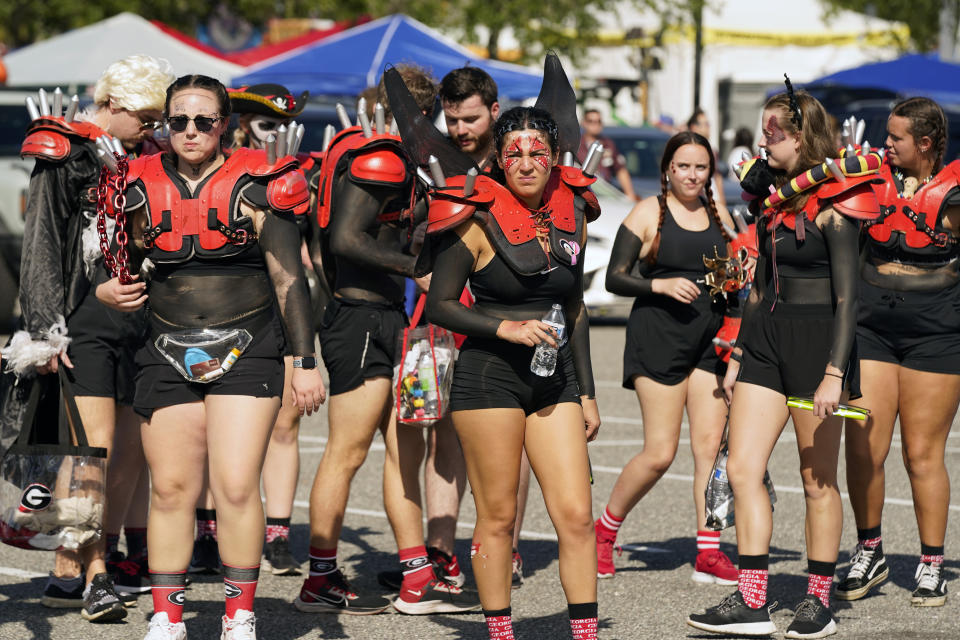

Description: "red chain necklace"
96 154 133 284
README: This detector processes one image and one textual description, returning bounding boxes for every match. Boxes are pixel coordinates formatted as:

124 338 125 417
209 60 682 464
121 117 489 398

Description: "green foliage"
821 0 960 52
0 0 624 63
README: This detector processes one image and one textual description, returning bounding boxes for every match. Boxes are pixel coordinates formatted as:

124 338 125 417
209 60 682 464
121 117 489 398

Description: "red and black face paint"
766 115 786 145
502 134 551 173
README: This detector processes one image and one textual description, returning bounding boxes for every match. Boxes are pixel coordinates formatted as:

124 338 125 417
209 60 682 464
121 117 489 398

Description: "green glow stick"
786 396 870 420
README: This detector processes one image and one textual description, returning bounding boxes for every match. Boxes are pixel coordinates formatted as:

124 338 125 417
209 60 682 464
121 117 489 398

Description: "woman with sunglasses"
687 84 879 638
97 74 324 640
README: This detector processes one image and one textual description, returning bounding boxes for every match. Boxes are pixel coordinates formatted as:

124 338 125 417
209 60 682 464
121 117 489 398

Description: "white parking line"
0 566 45 579
589 465 960 512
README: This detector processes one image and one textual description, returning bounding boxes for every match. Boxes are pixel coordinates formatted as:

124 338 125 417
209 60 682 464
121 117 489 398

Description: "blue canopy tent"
232 14 543 100
810 54 960 105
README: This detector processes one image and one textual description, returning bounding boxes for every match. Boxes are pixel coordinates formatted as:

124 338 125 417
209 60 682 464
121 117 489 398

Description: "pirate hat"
228 84 308 118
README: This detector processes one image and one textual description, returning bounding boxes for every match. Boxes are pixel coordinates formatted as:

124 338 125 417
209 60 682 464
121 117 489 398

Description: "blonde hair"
93 55 175 112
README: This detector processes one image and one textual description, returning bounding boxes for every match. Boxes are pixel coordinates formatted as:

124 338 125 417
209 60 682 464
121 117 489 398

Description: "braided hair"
646 131 731 265
891 97 949 173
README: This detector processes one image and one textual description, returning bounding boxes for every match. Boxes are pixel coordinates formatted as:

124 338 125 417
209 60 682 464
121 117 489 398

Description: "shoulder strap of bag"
409 293 427 328
58 368 90 447
10 376 44 448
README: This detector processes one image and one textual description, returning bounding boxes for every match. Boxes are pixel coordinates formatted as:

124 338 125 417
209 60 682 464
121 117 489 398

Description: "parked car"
0 91 39 330
582 177 635 319
601 126 670 199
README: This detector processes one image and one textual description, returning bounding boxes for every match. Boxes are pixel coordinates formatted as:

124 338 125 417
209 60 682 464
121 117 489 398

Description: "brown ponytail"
646 172 669 265
704 180 732 244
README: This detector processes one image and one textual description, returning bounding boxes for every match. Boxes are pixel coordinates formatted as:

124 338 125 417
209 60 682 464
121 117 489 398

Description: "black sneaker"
263 537 302 576
109 556 152 595
376 570 402 591
912 561 947 607
784 595 836 639
687 591 777 636
835 544 888 601
511 549 524 589
80 573 127 622
294 570 392 615
41 573 84 608
392 578 481 615
189 534 221 574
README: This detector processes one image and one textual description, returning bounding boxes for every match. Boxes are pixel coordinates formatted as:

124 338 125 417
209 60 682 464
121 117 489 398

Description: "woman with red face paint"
688 84 880 638
593 131 741 586
837 97 960 607
423 106 601 640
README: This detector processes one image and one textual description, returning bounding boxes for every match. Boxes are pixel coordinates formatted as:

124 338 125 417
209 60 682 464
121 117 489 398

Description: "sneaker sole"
41 596 84 609
834 566 889 601
81 603 128 622
597 570 615 579
392 597 482 615
784 618 838 639
293 597 391 615
114 583 152 594
686 618 777 636
263 558 303 576
911 593 947 607
692 570 738 586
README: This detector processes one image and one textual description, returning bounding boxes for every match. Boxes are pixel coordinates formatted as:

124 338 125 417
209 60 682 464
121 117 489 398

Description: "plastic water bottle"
530 304 566 377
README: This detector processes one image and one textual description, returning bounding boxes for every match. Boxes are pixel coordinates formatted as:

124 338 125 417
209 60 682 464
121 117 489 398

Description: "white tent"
4 12 243 86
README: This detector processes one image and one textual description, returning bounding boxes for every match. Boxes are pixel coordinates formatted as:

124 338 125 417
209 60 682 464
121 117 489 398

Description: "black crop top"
648 196 726 279
470 251 579 306
758 216 831 280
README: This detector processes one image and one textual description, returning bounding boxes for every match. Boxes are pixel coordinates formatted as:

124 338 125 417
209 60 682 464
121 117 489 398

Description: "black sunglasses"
167 115 223 133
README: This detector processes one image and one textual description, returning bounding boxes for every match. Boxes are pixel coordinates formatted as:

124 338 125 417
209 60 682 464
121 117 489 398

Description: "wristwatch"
293 356 317 370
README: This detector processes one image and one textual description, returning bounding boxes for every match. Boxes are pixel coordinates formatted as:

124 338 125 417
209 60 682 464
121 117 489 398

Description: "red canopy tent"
148 18 370 69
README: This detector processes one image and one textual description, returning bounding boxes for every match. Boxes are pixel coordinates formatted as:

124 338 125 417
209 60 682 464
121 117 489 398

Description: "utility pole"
693 0 703 110
940 0 959 62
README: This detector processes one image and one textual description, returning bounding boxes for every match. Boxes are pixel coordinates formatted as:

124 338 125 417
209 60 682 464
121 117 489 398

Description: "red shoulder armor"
426 174 497 234
20 116 106 161
830 181 881 219
267 169 309 215
558 166 597 188
296 151 315 173
239 147 299 177
349 147 408 184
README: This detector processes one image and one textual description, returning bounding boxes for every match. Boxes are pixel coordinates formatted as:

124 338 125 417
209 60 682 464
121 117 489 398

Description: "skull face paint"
765 114 786 145
248 115 288 148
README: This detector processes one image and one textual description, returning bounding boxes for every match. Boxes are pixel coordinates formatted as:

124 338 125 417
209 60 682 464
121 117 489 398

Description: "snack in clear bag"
1 370 107 550
395 327 455 425
705 429 777 531
155 328 252 383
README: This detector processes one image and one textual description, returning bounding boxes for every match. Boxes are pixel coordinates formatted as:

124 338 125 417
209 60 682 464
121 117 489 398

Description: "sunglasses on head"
167 115 223 133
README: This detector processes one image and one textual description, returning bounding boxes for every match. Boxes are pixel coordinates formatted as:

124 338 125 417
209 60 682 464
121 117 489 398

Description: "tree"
820 0 960 52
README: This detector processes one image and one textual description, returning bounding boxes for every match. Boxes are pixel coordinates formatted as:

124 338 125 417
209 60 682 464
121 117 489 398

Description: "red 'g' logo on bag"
19 483 53 512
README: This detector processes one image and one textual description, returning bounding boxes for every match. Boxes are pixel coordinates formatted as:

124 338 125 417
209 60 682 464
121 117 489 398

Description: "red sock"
807 573 833 607
150 571 186 624
596 506 624 539
304 546 337 590
697 530 721 553
223 564 259 618
569 603 598 640
739 569 768 608
484 608 515 639
399 545 436 590
265 517 290 543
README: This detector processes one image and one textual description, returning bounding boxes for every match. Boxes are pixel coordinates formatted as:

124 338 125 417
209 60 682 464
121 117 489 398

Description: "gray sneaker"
41 573 84 608
81 573 127 622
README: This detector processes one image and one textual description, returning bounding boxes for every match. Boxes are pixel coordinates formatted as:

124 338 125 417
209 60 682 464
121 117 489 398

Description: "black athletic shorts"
65 292 146 405
450 337 581 415
737 299 860 399
318 297 408 396
858 279 960 374
622 292 725 388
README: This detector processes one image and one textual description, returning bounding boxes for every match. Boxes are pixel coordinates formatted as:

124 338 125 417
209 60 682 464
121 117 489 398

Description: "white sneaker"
144 612 187 640
221 609 257 640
